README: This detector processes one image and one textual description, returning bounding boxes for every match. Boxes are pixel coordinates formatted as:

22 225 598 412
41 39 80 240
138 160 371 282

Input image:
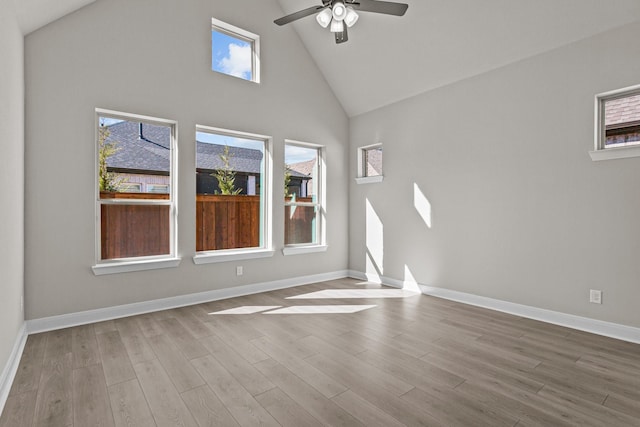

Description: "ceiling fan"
274 0 408 44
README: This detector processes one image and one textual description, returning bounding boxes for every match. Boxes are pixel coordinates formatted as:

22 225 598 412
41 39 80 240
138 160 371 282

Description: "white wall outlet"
236 266 243 276
589 289 602 304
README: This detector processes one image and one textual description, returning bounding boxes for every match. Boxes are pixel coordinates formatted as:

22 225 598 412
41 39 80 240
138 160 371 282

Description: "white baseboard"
348 270 640 344
0 323 27 415
27 270 350 334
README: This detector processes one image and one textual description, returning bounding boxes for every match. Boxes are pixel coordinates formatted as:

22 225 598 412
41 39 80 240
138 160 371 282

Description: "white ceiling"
274 0 640 117
14 0 640 117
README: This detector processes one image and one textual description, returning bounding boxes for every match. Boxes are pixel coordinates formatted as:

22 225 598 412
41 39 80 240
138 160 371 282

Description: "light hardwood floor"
2 278 640 426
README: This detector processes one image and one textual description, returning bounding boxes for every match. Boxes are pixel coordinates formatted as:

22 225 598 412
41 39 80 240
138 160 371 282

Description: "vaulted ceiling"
274 0 640 116
15 0 640 117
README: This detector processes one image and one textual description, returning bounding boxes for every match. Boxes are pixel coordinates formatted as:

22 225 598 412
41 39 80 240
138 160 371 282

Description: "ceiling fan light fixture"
330 18 344 33
332 1 347 21
316 8 332 28
344 6 359 27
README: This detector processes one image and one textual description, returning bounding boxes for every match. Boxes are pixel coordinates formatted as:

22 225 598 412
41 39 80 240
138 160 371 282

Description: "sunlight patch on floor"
208 305 281 315
286 289 419 299
264 305 377 314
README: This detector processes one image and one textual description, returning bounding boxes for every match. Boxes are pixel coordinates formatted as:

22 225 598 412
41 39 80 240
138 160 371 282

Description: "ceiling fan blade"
335 25 348 44
274 5 326 26
352 0 408 16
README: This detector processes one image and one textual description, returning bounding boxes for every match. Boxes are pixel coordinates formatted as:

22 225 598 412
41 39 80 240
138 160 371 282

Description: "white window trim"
284 139 326 252
211 17 260 84
590 84 640 161
357 142 384 181
193 125 273 261
93 109 180 275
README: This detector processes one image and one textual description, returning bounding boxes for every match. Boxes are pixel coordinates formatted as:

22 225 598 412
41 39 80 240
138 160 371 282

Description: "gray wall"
0 0 25 373
349 22 640 328
24 0 349 319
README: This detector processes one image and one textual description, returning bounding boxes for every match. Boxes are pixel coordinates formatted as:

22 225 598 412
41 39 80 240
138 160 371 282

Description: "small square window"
591 85 640 161
211 18 260 83
356 144 383 183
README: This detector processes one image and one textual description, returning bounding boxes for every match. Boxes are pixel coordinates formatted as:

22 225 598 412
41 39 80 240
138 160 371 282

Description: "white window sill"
92 257 181 276
282 245 328 256
589 145 640 161
193 248 275 264
356 176 384 184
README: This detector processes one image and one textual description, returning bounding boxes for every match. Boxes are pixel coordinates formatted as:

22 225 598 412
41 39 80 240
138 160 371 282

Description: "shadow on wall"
414 183 432 228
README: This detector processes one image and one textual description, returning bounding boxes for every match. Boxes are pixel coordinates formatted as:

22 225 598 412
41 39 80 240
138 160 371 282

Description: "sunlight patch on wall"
366 198 384 282
413 183 432 228
403 265 421 292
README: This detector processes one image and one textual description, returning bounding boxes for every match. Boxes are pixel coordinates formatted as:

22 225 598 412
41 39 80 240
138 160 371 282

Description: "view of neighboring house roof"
104 121 263 174
287 159 315 178
605 94 640 128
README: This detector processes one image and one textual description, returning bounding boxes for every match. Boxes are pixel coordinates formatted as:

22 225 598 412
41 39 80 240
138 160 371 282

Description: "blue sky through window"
212 30 252 81
197 131 263 152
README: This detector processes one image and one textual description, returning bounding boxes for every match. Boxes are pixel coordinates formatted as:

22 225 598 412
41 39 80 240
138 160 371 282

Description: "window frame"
356 143 384 184
211 17 261 84
283 140 327 255
590 84 640 161
193 125 274 264
92 109 180 276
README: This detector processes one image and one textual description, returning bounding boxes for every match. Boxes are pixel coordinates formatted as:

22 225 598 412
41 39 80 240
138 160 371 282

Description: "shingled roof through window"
605 94 640 129
104 121 264 174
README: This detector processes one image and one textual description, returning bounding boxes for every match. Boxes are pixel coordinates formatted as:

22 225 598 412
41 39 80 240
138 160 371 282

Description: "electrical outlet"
236 266 243 276
589 289 602 304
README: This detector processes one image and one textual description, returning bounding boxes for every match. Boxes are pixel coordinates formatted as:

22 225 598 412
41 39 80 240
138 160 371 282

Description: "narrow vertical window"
211 18 260 83
94 110 178 271
284 141 325 249
195 126 272 257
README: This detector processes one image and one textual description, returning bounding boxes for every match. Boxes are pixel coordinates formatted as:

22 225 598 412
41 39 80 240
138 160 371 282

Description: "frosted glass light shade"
316 8 332 28
344 7 359 27
330 19 344 33
332 2 347 21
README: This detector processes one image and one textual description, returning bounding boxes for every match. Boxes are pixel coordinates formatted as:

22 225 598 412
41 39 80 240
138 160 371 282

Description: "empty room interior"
2 0 640 425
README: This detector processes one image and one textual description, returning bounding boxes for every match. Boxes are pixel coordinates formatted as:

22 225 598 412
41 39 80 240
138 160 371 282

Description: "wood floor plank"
108 379 156 427
9 333 46 396
250 335 348 398
172 306 214 339
115 317 156 365
199 335 275 397
94 320 118 335
72 324 101 369
255 387 323 427
33 353 73 427
43 328 72 360
147 333 205 393
134 358 198 427
181 385 240 427
158 317 209 360
96 330 136 387
72 364 115 427
331 390 406 427
191 355 280 427
253 359 364 427
401 384 518 427
0 390 37 427
135 313 165 338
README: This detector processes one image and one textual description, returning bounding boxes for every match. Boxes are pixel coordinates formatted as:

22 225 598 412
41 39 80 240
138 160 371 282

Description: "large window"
211 18 260 83
94 110 178 273
591 85 640 161
284 141 325 249
195 126 272 260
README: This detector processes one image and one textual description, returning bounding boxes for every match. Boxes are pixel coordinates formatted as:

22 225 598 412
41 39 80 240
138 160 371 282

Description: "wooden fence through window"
100 192 316 258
